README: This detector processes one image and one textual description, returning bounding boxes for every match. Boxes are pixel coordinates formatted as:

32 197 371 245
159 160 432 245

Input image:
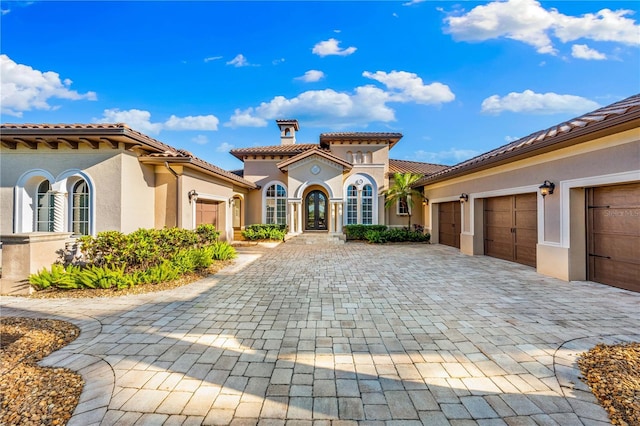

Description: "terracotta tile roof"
229 143 320 160
388 159 448 176
1 123 258 189
277 147 353 171
414 93 640 186
319 132 403 149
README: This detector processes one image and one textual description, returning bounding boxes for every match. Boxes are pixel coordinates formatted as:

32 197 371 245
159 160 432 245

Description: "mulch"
578 342 640 426
0 317 82 426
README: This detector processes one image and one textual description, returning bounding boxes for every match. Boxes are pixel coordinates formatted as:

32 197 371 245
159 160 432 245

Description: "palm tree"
383 172 424 229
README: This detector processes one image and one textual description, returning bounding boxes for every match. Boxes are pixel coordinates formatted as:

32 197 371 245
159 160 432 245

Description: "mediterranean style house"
0 93 638 293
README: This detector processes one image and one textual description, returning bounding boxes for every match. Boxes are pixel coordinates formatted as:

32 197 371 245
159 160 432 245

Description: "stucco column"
329 203 335 233
296 201 303 233
337 203 343 233
289 202 295 234
52 191 67 232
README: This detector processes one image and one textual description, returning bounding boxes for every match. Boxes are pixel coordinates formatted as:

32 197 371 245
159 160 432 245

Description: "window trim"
262 181 288 225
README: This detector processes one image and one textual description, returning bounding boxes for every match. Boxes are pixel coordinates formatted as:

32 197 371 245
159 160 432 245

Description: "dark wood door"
588 183 640 292
439 201 461 248
196 200 219 228
484 193 537 267
305 190 328 230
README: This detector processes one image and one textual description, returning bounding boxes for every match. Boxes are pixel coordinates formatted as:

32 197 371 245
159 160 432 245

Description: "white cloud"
226 54 250 67
481 90 600 115
204 56 223 62
445 0 640 55
216 142 234 152
225 109 269 128
272 58 285 65
295 70 325 82
571 44 607 60
1 8 10 15
94 109 220 134
192 135 209 145
165 114 219 131
362 70 455 104
403 0 426 6
0 54 97 117
96 108 163 134
225 70 454 129
312 38 357 57
413 148 480 165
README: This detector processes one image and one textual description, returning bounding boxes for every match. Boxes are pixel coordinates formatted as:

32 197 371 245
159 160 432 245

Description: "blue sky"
1 1 639 171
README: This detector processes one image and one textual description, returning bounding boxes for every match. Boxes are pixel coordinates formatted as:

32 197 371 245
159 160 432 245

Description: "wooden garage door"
196 200 219 228
588 183 640 292
484 193 537 267
439 201 461 248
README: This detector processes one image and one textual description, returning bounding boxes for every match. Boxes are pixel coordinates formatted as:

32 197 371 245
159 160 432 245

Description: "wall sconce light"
229 197 235 205
459 193 469 203
188 190 199 203
422 197 429 206
539 180 555 197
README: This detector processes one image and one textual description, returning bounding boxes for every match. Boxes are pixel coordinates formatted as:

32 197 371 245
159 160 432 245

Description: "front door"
305 190 328 230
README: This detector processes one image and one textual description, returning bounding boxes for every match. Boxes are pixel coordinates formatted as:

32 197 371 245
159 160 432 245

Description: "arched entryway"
305 190 328 231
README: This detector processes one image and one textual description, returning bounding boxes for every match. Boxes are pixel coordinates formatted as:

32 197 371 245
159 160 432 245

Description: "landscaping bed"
579 342 640 425
0 317 82 426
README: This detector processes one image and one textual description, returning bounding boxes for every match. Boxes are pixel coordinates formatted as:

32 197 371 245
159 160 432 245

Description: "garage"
438 201 461 248
588 182 640 292
484 193 537 267
195 200 220 228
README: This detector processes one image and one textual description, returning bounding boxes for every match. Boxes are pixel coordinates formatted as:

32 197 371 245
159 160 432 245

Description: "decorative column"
296 200 303 233
337 203 343 233
329 202 335 233
289 202 296 234
52 191 67 232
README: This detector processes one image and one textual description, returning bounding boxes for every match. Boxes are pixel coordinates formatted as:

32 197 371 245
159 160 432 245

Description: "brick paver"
2 242 639 425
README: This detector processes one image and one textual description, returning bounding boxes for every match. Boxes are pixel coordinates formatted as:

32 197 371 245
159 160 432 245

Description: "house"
0 120 443 292
1 94 638 294
414 93 640 293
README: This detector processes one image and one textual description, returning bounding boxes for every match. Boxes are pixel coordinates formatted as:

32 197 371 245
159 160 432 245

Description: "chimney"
276 119 299 145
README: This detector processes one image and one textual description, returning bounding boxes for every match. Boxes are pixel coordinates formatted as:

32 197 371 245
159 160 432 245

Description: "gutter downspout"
164 162 182 228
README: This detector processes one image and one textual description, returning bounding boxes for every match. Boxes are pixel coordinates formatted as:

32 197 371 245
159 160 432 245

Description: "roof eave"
414 113 640 187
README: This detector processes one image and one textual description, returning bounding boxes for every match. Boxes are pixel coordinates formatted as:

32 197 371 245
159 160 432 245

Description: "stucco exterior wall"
0 145 127 235
120 152 155 233
422 128 640 281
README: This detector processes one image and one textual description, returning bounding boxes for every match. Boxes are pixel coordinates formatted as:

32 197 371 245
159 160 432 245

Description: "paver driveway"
2 242 639 425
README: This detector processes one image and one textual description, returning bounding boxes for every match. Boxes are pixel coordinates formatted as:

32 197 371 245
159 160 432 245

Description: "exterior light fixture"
539 180 555 197
459 193 469 203
188 190 199 203
422 197 429 206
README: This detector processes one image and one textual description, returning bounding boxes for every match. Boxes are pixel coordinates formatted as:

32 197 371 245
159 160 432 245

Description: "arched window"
265 183 287 225
364 151 373 164
72 180 90 235
346 185 358 225
355 151 363 164
36 180 54 232
362 184 373 225
346 151 353 163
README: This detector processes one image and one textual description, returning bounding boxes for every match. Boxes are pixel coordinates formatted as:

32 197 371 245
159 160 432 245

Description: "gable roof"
230 143 319 160
0 123 258 189
388 159 448 176
319 132 403 149
277 147 353 171
414 93 640 187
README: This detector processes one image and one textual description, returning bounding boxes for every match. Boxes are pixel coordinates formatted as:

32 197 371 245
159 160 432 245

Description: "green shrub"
206 241 237 261
344 225 387 240
171 248 215 273
76 265 132 289
241 224 287 241
29 264 80 290
364 229 386 244
140 261 180 284
195 224 220 246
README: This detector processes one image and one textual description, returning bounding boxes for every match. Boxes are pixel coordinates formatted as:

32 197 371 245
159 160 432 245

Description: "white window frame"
262 181 288 225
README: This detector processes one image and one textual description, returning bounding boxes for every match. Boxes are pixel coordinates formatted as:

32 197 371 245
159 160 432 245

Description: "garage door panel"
590 258 640 292
588 183 639 292
439 201 461 249
485 193 537 267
